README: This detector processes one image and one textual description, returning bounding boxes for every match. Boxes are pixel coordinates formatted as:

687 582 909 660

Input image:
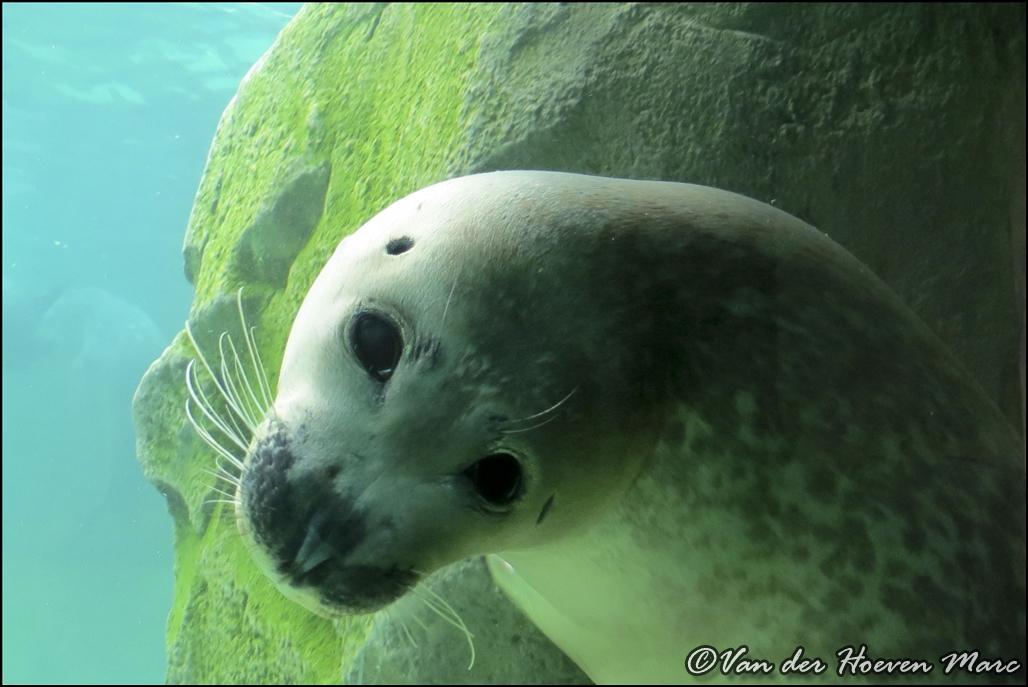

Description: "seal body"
238 171 1025 683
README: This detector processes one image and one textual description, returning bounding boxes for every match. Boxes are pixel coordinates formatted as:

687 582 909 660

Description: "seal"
190 171 1025 683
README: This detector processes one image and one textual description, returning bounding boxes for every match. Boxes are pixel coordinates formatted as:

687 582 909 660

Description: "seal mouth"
276 501 419 614
239 424 418 614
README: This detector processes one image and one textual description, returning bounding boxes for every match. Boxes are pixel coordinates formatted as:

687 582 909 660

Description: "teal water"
2 4 299 683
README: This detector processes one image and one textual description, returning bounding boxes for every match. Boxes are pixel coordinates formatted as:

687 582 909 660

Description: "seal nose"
240 425 420 613
239 424 362 576
293 509 337 574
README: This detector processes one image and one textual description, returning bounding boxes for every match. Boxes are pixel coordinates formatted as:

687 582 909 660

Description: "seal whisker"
203 466 241 492
510 387 578 423
501 387 578 434
197 449 245 508
385 606 420 648
186 340 256 453
499 413 561 434
237 288 274 410
208 490 237 503
217 333 264 432
408 581 475 670
441 276 458 326
215 456 244 481
185 292 271 445
185 359 249 454
206 497 238 506
185 288 273 501
407 610 430 634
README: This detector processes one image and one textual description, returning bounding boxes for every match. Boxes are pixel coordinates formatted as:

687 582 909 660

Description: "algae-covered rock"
133 3 1024 683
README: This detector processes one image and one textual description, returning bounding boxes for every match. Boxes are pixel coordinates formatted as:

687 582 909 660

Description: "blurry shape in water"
3 279 165 388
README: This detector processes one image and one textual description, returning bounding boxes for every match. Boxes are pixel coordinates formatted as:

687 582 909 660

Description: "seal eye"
464 453 523 508
351 312 402 382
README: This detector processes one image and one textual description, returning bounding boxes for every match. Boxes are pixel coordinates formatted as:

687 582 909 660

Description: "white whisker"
203 472 241 496
441 278 458 326
501 387 578 434
392 608 420 649
207 497 239 506
409 582 475 670
500 413 562 434
184 287 273 502
238 288 274 408
186 360 250 454
218 334 262 431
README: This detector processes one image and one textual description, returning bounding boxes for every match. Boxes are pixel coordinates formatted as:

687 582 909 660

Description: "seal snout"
239 425 417 614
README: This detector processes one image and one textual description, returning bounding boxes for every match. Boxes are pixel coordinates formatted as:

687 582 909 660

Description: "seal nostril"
464 453 523 508
293 510 336 575
385 236 414 255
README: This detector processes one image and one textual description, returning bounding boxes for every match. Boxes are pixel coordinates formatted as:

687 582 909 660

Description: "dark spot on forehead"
386 236 414 255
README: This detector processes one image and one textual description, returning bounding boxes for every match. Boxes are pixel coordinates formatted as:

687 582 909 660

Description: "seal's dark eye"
464 453 523 508
351 312 402 382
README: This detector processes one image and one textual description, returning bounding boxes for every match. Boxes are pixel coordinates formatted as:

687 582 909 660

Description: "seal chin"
276 556 419 617
237 420 419 616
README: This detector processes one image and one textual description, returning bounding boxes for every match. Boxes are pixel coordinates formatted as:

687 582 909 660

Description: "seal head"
239 172 671 614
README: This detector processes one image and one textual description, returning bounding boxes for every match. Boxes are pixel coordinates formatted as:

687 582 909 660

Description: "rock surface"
132 3 1025 682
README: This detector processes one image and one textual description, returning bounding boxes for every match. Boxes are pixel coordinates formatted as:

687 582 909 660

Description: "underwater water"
1 4 300 683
